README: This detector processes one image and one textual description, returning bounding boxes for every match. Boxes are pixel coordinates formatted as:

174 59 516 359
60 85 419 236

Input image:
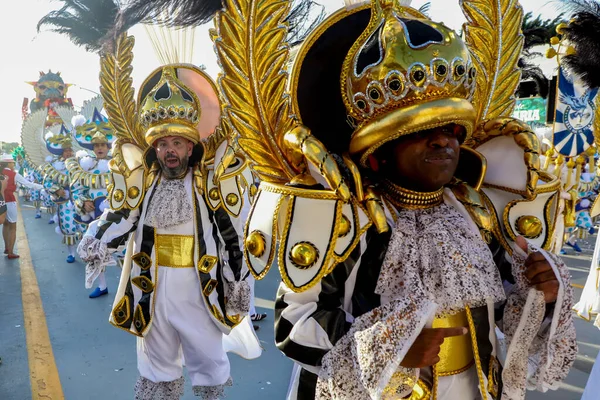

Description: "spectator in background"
1 154 44 259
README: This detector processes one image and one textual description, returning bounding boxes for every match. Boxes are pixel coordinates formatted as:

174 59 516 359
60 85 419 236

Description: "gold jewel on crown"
138 66 202 145
344 0 478 166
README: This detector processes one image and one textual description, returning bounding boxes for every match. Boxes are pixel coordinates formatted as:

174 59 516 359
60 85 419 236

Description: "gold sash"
432 310 474 376
155 234 195 268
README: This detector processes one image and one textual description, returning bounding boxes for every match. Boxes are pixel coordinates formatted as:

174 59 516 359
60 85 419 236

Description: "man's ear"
187 140 194 157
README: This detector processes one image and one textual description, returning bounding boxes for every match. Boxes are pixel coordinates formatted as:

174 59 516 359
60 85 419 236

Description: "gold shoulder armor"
245 183 372 292
204 157 254 217
108 143 146 211
472 118 562 254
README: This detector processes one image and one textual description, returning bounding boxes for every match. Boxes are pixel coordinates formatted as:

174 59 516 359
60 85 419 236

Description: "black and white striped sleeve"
82 208 140 253
274 227 389 371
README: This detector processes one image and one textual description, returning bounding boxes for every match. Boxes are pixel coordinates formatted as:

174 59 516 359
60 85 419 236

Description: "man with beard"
77 65 258 399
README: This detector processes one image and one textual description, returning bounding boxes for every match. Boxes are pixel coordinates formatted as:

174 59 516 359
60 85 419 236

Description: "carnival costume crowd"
8 0 600 399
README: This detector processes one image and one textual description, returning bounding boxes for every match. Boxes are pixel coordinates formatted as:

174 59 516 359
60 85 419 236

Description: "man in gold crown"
57 97 117 297
189 0 577 399
71 65 259 399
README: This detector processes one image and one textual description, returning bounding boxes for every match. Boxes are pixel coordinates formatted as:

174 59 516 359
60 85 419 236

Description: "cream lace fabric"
134 376 184 400
78 235 114 289
501 244 577 400
375 202 506 316
316 296 436 400
316 202 576 400
145 178 193 229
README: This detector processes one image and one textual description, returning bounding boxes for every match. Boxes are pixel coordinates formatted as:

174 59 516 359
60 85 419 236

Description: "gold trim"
278 196 342 292
487 356 500 398
260 181 340 200
133 304 147 334
437 359 475 377
131 276 154 294
109 318 143 337
332 200 373 267
198 254 218 274
132 252 152 271
465 306 487 399
244 190 282 280
203 279 218 297
111 295 131 326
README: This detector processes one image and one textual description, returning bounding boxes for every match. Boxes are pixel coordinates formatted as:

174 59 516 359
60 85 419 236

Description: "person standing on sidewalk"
0 154 44 259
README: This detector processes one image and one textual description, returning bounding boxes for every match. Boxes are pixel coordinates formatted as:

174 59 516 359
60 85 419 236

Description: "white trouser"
137 266 230 387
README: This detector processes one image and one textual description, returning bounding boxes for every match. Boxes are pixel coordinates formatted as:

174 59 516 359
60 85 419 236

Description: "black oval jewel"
437 65 447 76
356 100 367 110
389 79 402 91
469 68 476 78
413 70 425 81
153 83 171 101
369 89 380 100
117 311 125 318
180 88 194 103
456 65 466 76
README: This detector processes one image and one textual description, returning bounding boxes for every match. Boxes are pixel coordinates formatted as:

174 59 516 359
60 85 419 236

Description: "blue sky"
0 0 564 144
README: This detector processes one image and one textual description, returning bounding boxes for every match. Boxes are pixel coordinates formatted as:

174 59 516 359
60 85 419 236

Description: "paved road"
0 198 598 399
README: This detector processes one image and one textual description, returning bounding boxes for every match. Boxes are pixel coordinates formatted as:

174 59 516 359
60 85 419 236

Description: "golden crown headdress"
342 0 477 165
138 66 202 146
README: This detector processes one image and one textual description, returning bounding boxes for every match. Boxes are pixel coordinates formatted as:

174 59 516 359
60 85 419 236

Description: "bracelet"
0 201 6 207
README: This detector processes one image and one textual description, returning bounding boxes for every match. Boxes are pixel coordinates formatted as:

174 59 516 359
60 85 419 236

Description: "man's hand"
84 201 95 213
56 189 66 198
516 236 559 303
400 327 468 369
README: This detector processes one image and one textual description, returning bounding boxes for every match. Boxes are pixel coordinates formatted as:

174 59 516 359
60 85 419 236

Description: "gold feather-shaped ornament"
461 0 524 133
100 33 146 179
211 0 298 184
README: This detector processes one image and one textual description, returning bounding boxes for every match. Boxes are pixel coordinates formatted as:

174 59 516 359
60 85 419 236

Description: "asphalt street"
0 198 599 399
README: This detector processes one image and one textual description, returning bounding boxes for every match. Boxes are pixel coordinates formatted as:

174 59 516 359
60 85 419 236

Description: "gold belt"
432 310 474 376
155 234 195 268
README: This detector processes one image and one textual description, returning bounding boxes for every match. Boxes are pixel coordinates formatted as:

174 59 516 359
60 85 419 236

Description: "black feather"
285 0 326 47
561 11 600 88
37 0 140 53
121 0 224 28
556 0 600 17
122 0 325 47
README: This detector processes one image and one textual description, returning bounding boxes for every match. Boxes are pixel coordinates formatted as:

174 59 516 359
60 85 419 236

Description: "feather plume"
556 0 600 16
122 0 223 28
211 0 298 183
461 0 524 126
285 0 326 47
37 0 141 53
72 115 88 128
123 0 324 46
561 11 600 88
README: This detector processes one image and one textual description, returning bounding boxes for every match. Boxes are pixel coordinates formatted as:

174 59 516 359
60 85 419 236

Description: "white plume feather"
72 115 88 128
